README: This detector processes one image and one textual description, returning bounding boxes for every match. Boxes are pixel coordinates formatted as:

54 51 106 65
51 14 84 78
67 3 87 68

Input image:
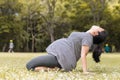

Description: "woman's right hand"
83 71 95 75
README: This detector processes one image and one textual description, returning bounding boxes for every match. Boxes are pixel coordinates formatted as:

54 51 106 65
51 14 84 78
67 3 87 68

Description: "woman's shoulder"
70 31 85 34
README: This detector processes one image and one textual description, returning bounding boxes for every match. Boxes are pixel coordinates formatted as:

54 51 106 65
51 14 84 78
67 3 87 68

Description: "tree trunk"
47 0 56 42
50 30 55 43
2 43 7 52
26 17 29 52
32 34 35 52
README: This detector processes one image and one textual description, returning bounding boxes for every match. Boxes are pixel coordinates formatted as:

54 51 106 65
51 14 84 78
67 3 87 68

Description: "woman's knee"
26 61 34 71
26 56 41 71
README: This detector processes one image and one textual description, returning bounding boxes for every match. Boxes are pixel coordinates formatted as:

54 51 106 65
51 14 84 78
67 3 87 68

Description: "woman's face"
91 26 104 36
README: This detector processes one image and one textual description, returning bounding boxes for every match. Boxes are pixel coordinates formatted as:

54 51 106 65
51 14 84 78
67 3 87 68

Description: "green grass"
0 52 120 80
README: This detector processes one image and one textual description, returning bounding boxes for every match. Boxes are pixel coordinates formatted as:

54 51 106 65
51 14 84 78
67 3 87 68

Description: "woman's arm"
81 45 90 73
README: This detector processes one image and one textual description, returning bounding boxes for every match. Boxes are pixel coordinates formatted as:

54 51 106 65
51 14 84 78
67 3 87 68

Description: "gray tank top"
46 32 93 71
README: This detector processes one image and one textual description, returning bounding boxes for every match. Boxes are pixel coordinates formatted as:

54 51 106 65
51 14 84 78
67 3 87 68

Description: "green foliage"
0 0 120 52
0 24 9 33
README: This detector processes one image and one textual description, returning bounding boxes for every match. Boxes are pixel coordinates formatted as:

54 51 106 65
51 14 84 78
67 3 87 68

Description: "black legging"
26 54 61 71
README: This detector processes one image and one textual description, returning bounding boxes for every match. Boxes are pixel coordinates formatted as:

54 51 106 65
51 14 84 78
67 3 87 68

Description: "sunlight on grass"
0 52 120 80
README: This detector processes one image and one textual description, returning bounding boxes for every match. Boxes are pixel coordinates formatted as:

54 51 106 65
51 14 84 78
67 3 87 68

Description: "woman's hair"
93 30 108 44
92 45 102 63
92 30 108 62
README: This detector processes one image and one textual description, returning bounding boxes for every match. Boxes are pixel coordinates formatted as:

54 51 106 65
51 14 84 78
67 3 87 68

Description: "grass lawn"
0 52 120 80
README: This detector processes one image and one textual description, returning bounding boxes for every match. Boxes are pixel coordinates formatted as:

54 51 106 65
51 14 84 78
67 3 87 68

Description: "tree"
0 0 24 52
106 3 120 51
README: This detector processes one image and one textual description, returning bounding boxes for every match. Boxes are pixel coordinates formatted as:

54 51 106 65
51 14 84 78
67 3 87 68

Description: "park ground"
0 52 120 80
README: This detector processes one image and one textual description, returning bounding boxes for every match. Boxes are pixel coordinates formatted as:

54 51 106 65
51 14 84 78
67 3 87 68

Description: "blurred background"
0 0 120 52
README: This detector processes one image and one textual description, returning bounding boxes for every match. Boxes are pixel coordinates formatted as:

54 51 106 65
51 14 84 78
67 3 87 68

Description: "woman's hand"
83 71 95 75
83 71 90 74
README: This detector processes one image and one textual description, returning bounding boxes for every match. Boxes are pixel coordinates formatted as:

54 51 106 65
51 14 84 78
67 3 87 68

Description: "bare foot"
34 67 60 72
